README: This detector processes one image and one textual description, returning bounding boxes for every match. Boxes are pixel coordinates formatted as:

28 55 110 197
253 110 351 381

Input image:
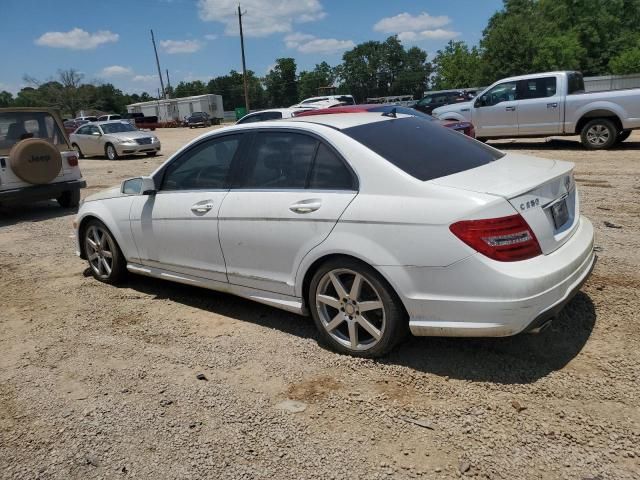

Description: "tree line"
2 0 639 116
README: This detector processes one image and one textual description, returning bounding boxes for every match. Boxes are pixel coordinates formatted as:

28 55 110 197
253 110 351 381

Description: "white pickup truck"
432 71 640 149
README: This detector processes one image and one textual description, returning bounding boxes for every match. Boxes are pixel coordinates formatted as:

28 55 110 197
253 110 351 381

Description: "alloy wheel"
586 124 610 146
85 225 115 279
315 268 386 352
106 145 117 160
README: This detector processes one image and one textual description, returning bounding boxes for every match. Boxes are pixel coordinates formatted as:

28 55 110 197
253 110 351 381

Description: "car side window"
77 126 90 135
518 77 557 99
478 81 518 107
240 132 318 189
260 111 283 121
237 114 260 124
88 125 100 135
308 143 355 190
161 135 241 191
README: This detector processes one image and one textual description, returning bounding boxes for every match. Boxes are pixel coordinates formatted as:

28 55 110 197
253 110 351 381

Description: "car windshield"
342 116 503 181
191 113 205 118
0 111 69 155
100 122 138 134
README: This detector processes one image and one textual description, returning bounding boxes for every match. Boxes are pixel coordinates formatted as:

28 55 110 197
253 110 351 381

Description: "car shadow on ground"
116 272 596 385
0 201 74 227
491 138 640 151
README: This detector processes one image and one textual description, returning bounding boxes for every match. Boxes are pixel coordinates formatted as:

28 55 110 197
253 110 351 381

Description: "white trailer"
126 94 224 123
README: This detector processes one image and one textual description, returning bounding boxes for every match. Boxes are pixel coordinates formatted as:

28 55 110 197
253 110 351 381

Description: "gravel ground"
1 127 639 479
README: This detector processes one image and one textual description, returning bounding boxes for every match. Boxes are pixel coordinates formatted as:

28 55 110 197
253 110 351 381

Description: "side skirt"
126 262 307 315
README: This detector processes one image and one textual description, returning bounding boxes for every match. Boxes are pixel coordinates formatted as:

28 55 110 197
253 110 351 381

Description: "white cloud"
198 0 325 37
397 29 460 42
35 28 119 50
99 65 133 77
373 12 451 33
284 32 355 54
132 75 157 83
204 34 218 40
160 39 203 54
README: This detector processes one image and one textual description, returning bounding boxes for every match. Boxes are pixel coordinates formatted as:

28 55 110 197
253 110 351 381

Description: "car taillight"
67 155 78 166
449 214 542 262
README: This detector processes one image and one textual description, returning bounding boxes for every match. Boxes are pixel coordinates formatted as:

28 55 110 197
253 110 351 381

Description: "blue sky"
0 0 503 96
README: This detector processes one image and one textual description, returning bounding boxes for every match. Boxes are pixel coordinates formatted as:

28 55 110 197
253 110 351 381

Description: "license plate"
551 199 569 229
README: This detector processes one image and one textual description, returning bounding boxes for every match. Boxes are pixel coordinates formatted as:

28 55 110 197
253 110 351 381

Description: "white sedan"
74 113 595 357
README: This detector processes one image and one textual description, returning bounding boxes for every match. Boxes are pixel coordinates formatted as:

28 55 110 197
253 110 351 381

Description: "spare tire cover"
8 138 62 184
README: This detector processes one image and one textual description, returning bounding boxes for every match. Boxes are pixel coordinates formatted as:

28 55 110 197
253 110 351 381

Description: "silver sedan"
69 121 161 160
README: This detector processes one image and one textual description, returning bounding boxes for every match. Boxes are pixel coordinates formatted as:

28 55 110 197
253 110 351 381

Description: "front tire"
146 152 158 157
83 220 127 284
72 143 85 159
581 119 617 150
57 189 80 208
105 143 119 160
308 258 407 358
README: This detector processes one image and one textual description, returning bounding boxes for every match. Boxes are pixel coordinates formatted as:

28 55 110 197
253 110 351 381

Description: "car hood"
432 101 472 117
105 130 155 141
84 186 123 202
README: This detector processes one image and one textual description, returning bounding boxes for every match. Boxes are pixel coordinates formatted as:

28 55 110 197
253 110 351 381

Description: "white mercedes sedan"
74 113 595 357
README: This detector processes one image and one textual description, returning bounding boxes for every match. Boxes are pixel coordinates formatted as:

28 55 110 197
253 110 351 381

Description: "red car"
296 104 475 138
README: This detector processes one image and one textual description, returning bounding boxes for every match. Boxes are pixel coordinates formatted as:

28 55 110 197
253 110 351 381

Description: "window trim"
156 132 247 192
517 76 557 101
228 127 359 192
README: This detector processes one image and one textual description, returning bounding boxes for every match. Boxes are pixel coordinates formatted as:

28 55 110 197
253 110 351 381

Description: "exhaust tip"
528 319 553 334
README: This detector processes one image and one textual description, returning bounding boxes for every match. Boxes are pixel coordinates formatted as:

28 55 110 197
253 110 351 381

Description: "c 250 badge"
520 198 540 211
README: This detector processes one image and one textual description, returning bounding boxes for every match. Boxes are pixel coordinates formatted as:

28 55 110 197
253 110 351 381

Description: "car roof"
93 120 133 126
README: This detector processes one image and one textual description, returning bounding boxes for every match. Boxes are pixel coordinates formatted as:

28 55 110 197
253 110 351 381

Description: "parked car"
296 104 475 137
63 119 88 134
432 71 640 149
186 112 211 128
413 90 475 115
122 113 159 131
290 95 356 109
75 116 98 123
75 112 594 357
97 114 122 121
69 120 161 160
236 108 312 124
0 107 86 208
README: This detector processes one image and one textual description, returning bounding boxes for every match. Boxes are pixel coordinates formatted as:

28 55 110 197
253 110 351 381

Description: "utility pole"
237 4 250 112
150 29 166 99
165 69 172 98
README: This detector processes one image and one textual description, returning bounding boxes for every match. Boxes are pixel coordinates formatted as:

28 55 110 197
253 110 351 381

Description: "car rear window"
342 116 503 181
0 111 69 155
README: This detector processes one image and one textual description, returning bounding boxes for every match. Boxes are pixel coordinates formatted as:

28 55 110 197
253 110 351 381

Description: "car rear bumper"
379 215 595 337
0 179 86 203
116 143 161 155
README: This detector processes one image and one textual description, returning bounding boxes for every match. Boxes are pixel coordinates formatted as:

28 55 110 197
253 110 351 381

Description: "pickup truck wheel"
616 130 632 144
57 189 80 208
105 143 119 160
581 119 617 150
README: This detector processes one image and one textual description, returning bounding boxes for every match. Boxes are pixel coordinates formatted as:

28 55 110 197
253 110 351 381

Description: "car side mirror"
474 97 486 108
122 176 156 195
91 131 101 136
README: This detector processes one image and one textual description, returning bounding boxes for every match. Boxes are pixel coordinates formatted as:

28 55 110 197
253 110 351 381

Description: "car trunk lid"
432 153 578 254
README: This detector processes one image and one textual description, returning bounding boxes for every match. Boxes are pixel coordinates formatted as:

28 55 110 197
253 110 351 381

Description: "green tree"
0 90 13 107
173 80 207 98
609 44 640 74
264 58 298 107
297 62 336 100
431 41 485 90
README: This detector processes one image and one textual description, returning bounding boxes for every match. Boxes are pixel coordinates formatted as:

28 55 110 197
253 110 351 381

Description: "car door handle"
190 201 214 214
289 200 322 214
505 106 516 111
547 102 558 108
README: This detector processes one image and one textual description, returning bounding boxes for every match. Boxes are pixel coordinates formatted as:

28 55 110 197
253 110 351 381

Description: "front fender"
76 197 136 260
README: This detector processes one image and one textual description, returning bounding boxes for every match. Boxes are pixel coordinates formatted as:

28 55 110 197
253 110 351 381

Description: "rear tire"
83 219 127 284
308 257 407 358
105 143 119 160
146 152 158 157
580 118 617 150
616 130 632 144
57 189 80 208
72 143 85 159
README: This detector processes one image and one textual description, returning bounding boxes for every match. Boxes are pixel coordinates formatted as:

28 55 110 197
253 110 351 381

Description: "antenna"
150 29 166 99
237 4 250 112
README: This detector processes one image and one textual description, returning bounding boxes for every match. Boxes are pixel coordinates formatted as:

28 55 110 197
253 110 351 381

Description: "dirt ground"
1 126 639 479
